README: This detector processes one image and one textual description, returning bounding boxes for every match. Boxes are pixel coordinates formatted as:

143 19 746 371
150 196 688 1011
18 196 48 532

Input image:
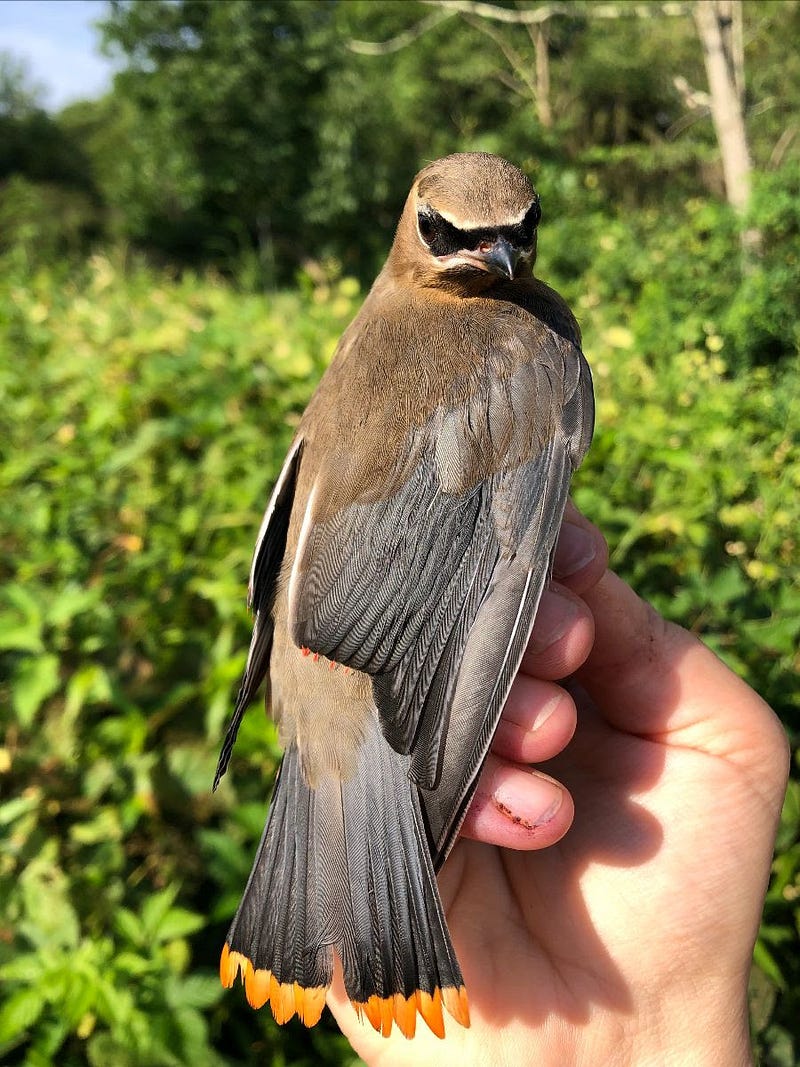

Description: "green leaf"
46 583 99 629
12 653 60 726
0 618 44 653
60 972 96 1028
0 955 42 982
0 793 40 827
758 1024 796 1067
102 418 175 474
153 907 205 943
140 885 180 939
19 859 80 950
65 663 112 717
113 951 153 977
753 937 787 990
749 962 778 1034
0 584 44 654
167 974 224 1011
87 1033 137 1067
776 779 800 854
114 908 145 948
173 1006 208 1057
70 806 123 845
0 986 45 1044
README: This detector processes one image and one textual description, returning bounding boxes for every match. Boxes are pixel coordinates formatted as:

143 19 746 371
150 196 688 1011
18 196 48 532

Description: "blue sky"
0 0 114 110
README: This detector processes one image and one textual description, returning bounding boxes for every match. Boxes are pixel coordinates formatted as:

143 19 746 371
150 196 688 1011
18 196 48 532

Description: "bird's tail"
220 718 469 1039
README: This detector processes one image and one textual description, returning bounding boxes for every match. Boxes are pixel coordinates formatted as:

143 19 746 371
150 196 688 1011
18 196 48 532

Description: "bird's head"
389 153 541 291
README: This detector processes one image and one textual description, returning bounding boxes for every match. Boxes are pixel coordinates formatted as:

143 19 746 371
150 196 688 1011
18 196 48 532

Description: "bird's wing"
212 437 303 790
289 329 593 862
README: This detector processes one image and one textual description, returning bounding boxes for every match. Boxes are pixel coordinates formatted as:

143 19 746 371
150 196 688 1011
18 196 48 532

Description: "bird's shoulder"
307 273 580 406
294 274 588 517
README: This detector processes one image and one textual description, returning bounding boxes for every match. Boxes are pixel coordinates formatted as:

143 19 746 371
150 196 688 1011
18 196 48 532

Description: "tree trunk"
533 25 552 129
693 0 751 213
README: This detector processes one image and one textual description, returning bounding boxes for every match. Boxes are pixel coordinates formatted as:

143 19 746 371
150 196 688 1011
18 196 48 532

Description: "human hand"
328 507 789 1066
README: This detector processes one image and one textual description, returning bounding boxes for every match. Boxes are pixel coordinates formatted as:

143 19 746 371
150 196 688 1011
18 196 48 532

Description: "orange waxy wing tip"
442 985 471 1029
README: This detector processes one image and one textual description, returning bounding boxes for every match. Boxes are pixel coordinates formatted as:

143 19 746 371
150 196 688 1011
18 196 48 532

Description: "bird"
214 152 594 1040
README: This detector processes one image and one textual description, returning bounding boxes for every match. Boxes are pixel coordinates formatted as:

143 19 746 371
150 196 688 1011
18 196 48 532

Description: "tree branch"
349 1 694 59
421 0 694 24
673 74 712 111
462 12 540 103
769 124 797 170
347 7 456 55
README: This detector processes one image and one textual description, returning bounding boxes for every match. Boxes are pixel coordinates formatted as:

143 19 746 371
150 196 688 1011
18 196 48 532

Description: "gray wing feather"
290 334 592 849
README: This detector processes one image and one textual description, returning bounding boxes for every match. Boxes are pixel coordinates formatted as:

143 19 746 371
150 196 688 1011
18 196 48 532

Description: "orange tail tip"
357 995 383 1032
442 985 470 1029
417 988 445 1039
267 974 293 1025
352 995 395 1037
244 965 271 1009
295 982 327 1027
353 987 455 1040
379 994 394 1038
220 943 250 988
220 945 327 1027
393 993 417 1039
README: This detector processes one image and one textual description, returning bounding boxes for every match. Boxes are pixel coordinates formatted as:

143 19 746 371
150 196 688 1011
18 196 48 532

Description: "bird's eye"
417 212 436 243
417 210 466 257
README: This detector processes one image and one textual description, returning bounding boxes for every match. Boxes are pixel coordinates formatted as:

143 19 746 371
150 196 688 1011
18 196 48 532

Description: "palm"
438 700 758 1061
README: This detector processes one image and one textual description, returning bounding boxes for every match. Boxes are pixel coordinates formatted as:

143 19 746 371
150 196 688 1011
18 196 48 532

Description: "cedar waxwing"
214 153 594 1039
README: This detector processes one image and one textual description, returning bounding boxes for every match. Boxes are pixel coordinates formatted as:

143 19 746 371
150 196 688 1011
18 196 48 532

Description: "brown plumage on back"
214 153 594 1039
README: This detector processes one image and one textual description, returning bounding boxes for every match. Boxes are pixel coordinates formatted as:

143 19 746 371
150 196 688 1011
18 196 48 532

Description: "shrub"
0 252 796 1064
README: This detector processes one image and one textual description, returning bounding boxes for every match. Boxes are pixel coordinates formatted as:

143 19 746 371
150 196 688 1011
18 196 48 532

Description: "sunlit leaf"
11 654 60 727
0 987 45 1044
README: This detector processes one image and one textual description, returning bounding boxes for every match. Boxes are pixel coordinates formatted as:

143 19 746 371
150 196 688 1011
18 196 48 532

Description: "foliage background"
0 2 798 1065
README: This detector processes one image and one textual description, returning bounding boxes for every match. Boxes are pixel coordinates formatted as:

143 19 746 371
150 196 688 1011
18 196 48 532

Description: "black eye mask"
418 198 541 258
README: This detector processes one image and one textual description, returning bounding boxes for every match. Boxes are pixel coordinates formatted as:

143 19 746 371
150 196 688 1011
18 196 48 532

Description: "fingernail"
528 588 578 654
493 773 563 829
530 692 561 730
504 690 561 732
554 522 596 578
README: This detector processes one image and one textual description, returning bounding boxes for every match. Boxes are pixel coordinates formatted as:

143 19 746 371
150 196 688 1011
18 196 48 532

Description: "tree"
98 0 338 280
353 1 765 221
0 50 45 118
0 49 101 259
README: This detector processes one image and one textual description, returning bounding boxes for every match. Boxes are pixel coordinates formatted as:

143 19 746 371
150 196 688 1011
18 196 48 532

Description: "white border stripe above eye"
435 201 535 231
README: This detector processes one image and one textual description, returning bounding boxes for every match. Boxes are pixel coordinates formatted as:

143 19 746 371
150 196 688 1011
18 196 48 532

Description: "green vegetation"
1 1 799 1065
1 241 797 1065
0 257 363 1066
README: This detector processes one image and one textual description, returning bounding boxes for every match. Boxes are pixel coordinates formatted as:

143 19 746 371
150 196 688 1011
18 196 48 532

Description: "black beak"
477 235 520 280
